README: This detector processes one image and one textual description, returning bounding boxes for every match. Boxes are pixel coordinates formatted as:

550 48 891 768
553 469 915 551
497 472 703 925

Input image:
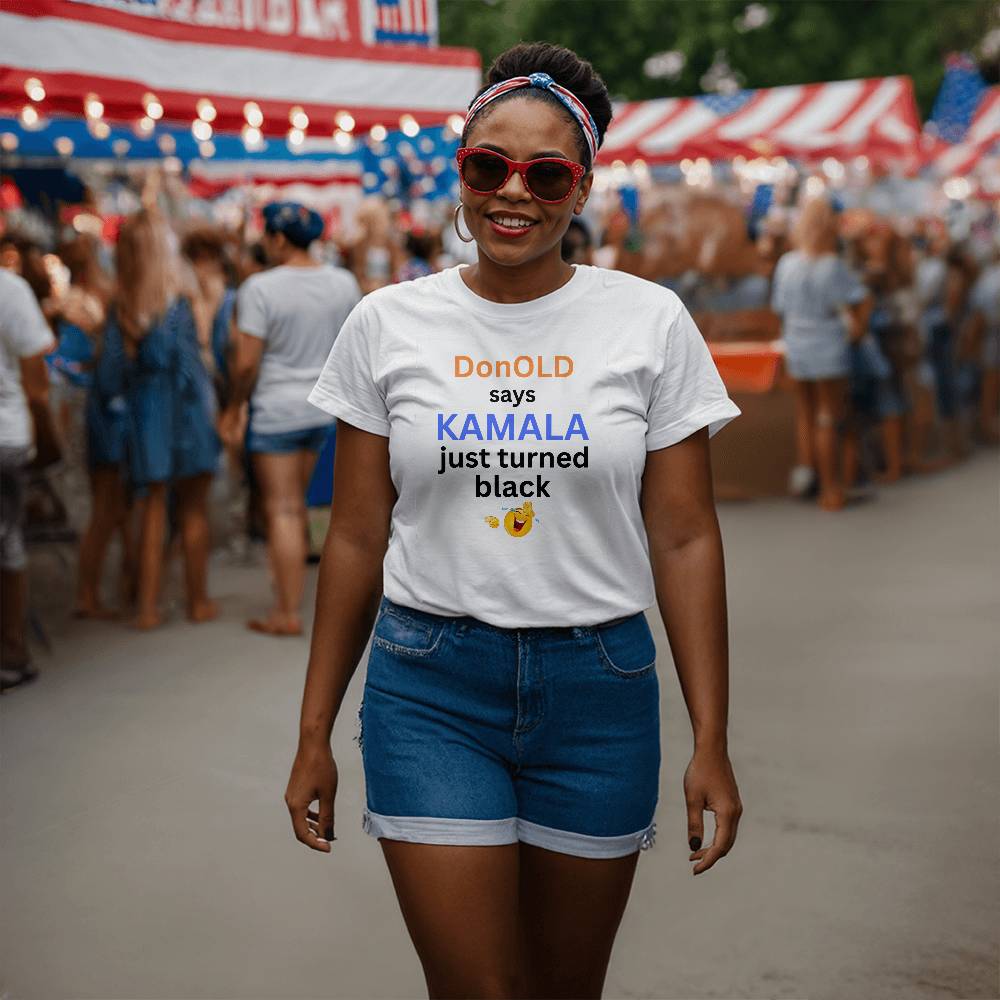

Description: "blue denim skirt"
356 595 661 859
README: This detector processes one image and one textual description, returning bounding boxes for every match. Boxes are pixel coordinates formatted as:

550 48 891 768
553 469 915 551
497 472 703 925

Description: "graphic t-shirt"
308 264 741 627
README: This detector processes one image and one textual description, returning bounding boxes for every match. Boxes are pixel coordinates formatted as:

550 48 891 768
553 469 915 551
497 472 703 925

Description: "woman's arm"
285 421 396 853
640 427 743 875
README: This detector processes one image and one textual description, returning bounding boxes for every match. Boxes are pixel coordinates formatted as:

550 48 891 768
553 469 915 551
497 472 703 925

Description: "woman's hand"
684 744 743 875
286 739 339 853
217 404 246 449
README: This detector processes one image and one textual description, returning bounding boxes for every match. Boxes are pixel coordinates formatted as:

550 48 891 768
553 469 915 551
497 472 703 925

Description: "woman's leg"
74 466 125 618
379 841 524 999
249 451 309 634
134 483 167 629
792 379 816 470
175 472 217 622
814 378 848 510
518 842 641 999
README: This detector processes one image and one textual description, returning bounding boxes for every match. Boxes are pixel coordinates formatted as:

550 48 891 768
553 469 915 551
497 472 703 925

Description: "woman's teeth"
491 216 535 228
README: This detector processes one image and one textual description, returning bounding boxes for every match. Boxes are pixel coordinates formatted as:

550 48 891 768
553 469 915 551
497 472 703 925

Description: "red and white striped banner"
599 76 921 166
0 0 479 137
923 86 1000 176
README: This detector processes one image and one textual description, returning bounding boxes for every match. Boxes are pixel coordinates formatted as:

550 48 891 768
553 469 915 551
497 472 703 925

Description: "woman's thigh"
379 840 522 999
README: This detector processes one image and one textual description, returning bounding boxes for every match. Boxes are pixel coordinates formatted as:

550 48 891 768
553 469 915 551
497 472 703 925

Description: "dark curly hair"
461 42 613 170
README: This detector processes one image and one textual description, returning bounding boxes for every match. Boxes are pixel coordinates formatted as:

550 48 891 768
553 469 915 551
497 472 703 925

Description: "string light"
335 111 355 133
287 126 305 147
88 120 111 140
192 119 213 141
19 105 40 129
369 123 387 142
84 93 104 119
112 139 131 157
135 116 156 137
198 140 216 158
447 114 464 135
196 98 217 123
289 106 309 130
1 132 20 152
333 129 354 150
400 114 419 137
242 125 263 150
54 137 74 157
244 102 263 128
143 93 163 120
24 77 45 102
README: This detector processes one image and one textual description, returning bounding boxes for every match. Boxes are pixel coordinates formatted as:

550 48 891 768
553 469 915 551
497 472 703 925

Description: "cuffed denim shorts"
245 423 331 454
356 595 661 859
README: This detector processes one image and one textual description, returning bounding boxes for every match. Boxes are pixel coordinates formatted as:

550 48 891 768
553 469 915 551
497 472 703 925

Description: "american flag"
368 0 437 46
599 76 920 165
924 53 1000 177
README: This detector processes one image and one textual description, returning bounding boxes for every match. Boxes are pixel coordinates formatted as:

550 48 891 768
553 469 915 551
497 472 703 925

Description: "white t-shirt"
236 264 362 434
308 264 741 627
0 270 56 450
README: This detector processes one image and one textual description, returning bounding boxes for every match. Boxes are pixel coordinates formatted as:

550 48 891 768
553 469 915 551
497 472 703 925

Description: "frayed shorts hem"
361 808 657 858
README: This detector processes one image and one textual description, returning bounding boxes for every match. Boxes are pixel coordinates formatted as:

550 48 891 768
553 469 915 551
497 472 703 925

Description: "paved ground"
2 451 997 1000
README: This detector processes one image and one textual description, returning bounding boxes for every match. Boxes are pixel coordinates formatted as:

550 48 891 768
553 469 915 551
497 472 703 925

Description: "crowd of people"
0 170 997 691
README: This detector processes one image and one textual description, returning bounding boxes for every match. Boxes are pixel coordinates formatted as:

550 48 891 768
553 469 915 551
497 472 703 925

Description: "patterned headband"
463 71 600 165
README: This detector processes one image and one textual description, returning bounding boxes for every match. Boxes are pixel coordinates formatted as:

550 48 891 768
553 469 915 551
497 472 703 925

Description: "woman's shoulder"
579 264 688 318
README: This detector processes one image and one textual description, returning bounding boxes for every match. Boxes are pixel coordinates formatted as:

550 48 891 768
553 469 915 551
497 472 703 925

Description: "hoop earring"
453 203 474 244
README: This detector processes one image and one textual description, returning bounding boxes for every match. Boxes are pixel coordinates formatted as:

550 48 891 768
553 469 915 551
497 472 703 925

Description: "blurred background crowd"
1 0 999 692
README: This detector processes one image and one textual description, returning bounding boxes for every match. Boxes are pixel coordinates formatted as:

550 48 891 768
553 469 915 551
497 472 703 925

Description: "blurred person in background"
771 196 870 510
394 226 438 283
346 198 403 294
913 219 968 463
181 225 236 408
0 266 56 691
220 201 361 637
97 207 220 629
47 235 135 618
560 216 593 264
964 241 1000 444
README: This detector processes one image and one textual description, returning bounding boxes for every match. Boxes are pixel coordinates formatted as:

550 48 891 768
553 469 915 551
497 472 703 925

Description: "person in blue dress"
97 208 221 629
47 234 135 618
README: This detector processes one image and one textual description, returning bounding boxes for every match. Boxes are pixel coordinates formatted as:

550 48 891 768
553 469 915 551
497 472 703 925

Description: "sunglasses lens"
525 161 576 201
461 152 509 192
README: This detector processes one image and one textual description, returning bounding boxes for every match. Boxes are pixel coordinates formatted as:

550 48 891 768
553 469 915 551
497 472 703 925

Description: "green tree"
439 0 997 115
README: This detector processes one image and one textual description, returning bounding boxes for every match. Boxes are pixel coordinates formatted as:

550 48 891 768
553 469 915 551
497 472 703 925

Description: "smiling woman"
290 39 744 1000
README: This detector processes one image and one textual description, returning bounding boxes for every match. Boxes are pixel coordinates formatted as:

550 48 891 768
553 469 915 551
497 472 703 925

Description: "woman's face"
461 95 593 268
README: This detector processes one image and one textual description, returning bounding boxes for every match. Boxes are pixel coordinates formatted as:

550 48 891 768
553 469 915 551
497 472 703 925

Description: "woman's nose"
496 168 532 202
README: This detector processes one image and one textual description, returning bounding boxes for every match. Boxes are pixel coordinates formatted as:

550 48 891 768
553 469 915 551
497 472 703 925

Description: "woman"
771 197 869 510
286 43 744 999
98 208 219 628
47 234 134 618
220 202 361 636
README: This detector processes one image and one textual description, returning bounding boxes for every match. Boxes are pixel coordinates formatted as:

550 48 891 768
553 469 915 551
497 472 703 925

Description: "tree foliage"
439 0 997 116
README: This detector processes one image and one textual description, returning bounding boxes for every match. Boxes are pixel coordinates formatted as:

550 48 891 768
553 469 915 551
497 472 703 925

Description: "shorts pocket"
594 613 657 678
372 605 446 658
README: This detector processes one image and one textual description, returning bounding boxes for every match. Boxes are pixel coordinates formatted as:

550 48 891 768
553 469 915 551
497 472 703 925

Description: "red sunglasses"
456 147 587 204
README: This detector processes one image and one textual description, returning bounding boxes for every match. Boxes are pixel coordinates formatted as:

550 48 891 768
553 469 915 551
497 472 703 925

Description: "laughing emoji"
503 501 535 538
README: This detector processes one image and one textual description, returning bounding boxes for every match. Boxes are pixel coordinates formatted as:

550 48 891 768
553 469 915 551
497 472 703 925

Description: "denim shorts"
245 423 331 455
356 595 661 859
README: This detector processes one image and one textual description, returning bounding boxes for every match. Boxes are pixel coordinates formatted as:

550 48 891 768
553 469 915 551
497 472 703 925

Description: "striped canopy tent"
597 76 921 166
926 86 1000 176
0 0 479 142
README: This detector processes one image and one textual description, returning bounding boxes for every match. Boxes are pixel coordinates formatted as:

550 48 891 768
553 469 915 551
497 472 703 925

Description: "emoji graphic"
503 501 535 538
485 516 499 528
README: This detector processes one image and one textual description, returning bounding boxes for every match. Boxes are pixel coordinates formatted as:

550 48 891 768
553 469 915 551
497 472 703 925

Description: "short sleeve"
0 274 55 358
307 296 389 437
645 302 742 451
235 275 268 340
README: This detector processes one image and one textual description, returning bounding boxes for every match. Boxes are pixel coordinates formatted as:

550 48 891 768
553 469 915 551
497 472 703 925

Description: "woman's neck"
463 245 575 303
283 248 318 268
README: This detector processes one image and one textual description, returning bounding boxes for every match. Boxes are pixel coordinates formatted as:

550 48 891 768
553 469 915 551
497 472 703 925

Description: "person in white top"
221 202 361 636
0 268 56 691
285 43 744 997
